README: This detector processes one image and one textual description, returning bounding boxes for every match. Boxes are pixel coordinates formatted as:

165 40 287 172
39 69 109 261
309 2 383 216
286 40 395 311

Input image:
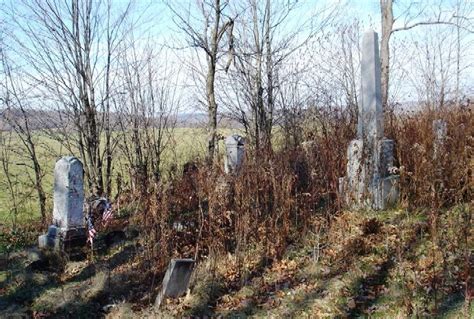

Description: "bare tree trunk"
206 0 222 163
455 3 461 108
72 0 103 195
32 154 47 223
379 0 467 111
19 110 47 222
252 0 263 152
105 98 113 196
380 0 393 110
169 0 233 164
206 60 218 163
104 3 114 197
263 0 273 152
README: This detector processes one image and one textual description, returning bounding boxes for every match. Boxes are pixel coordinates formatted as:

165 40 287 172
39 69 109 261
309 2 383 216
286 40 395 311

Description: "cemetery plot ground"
0 206 471 318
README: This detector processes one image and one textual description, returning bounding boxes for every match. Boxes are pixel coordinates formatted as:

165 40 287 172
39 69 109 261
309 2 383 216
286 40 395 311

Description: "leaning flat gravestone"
340 30 399 210
155 259 195 308
224 134 245 174
39 156 86 251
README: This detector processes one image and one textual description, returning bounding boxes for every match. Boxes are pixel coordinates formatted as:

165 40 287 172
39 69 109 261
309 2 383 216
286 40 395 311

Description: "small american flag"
87 217 97 244
102 202 113 223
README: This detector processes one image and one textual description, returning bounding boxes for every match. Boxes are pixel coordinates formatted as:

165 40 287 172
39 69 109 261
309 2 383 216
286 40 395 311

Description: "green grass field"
0 127 241 227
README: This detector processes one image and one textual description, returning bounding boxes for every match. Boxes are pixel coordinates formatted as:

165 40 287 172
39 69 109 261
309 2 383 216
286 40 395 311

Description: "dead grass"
0 106 471 317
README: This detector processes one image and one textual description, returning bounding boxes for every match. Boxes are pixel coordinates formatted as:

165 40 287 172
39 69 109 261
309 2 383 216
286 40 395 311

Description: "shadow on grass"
0 243 138 318
41 298 104 319
224 234 402 317
0 271 58 313
29 247 149 318
224 277 327 318
346 259 393 318
436 291 469 318
66 244 136 284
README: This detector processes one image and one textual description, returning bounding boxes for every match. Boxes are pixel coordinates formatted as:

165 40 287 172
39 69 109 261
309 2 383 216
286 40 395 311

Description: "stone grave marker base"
39 225 86 254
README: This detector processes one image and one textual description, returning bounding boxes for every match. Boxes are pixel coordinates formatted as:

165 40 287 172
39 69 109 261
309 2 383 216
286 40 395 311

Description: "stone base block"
38 225 86 252
375 175 399 210
38 234 60 250
38 234 49 248
59 228 87 251
38 225 61 250
346 139 366 205
377 139 395 176
342 136 400 211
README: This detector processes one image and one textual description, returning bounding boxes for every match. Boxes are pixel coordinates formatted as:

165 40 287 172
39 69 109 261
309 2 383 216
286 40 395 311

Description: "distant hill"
175 112 207 127
0 109 241 131
0 108 67 132
176 112 241 128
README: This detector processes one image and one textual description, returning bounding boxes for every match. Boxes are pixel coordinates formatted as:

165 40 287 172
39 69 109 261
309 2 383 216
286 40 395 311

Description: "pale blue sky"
128 0 469 41
1 0 472 106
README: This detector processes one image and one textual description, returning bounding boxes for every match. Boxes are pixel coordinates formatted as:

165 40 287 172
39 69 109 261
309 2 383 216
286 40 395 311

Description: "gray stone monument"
358 31 383 143
39 156 86 251
340 30 399 210
224 134 245 174
155 259 195 308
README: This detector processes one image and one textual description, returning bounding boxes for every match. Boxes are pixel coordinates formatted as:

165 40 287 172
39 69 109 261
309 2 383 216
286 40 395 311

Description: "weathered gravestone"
155 259 195 308
339 30 399 210
38 156 86 251
432 119 448 195
224 134 245 174
433 119 447 159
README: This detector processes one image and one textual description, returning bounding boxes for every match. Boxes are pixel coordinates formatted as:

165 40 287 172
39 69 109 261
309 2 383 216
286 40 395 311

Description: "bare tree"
6 0 134 196
222 0 335 153
380 0 473 109
405 19 472 110
380 0 394 110
306 21 361 125
115 38 180 193
168 0 234 163
277 62 308 149
0 45 47 223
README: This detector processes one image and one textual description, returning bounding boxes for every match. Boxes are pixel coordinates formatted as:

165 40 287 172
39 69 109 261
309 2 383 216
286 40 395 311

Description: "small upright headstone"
155 259 195 308
432 119 447 195
340 30 399 210
53 156 84 229
433 119 447 159
224 134 245 174
39 156 86 251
